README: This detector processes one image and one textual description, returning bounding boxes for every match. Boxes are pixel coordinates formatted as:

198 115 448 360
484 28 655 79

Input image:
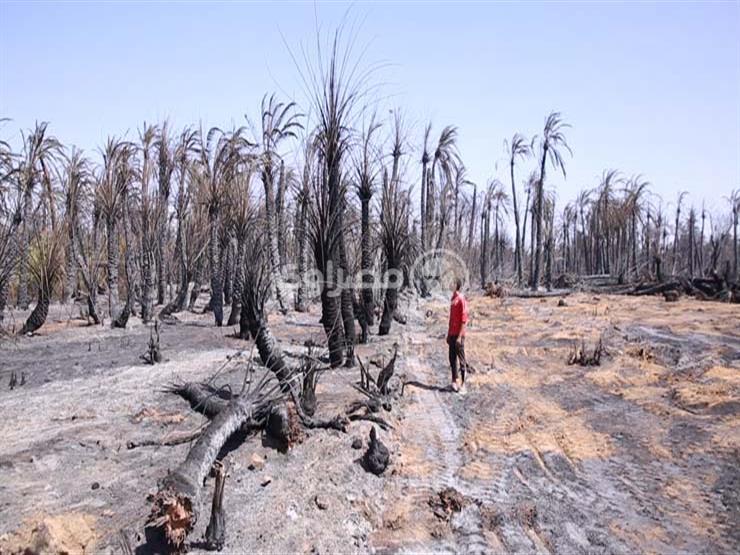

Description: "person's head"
452 276 463 293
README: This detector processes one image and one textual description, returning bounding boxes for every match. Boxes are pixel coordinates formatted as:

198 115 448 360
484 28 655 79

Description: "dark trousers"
447 335 467 383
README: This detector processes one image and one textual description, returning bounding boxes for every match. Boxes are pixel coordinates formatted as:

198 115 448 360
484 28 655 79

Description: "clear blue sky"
1 1 738 217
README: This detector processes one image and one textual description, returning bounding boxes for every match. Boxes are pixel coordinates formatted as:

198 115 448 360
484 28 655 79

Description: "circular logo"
411 248 471 292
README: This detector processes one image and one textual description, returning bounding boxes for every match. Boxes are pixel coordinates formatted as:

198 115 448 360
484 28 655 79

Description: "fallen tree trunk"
630 281 681 296
166 382 230 418
148 372 283 550
507 288 572 298
127 428 205 450
630 275 738 302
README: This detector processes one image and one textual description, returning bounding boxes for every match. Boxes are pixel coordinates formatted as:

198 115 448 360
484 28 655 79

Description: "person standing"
447 277 469 392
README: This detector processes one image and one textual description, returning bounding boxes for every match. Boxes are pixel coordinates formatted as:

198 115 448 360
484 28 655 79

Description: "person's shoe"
450 381 460 392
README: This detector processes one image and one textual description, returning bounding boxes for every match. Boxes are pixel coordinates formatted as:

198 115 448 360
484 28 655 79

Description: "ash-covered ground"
1 292 738 554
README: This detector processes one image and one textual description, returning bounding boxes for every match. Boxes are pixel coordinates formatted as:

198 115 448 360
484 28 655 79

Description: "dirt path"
372 293 739 554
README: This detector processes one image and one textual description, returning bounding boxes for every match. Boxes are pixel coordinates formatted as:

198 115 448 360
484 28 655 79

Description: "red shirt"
448 291 468 337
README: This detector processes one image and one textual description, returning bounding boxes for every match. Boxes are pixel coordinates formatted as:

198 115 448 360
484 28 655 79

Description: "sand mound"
0 512 97 555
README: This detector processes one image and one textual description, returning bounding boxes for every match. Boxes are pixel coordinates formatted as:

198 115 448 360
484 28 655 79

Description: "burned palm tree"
16 122 61 309
428 125 460 251
185 204 211 314
353 115 381 338
336 188 357 366
532 112 571 290
225 165 256 328
504 133 532 284
73 190 104 325
575 189 592 274
294 135 317 313
300 32 372 367
480 186 490 288
378 171 411 335
593 169 622 275
275 161 294 270
466 182 477 253
20 229 63 334
160 127 199 317
155 122 175 305
253 94 302 313
490 181 509 279
240 231 297 393
671 191 688 275
60 148 102 318
729 189 739 280
625 176 650 281
60 148 89 304
0 128 20 323
96 137 136 325
522 171 537 279
441 165 472 254
138 124 158 323
196 126 249 326
306 152 346 366
420 123 432 249
687 205 697 278
543 193 556 290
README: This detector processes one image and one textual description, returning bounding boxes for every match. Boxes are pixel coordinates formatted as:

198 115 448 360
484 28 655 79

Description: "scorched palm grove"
1 25 739 555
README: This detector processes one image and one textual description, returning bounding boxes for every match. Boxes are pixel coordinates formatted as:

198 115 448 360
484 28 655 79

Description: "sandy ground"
0 291 738 554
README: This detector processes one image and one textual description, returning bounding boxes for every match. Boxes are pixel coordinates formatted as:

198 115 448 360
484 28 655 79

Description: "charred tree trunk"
733 203 738 280
644 208 651 278
545 226 553 291
631 208 638 280
467 185 477 252
275 161 288 268
105 216 120 321
64 228 76 304
294 178 310 313
204 461 227 551
140 247 155 323
481 203 490 287
223 237 233 307
20 289 50 335
359 187 374 329
699 207 706 275
510 161 523 284
321 269 345 368
0 278 7 325
338 239 356 366
688 208 696 278
522 186 531 270
227 240 245 326
425 171 434 252
672 201 682 275
73 223 101 325
156 233 166 306
378 278 398 336
17 182 33 310
528 193 537 287
112 195 135 329
208 207 223 327
532 146 548 290
261 163 287 313
420 155 429 250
